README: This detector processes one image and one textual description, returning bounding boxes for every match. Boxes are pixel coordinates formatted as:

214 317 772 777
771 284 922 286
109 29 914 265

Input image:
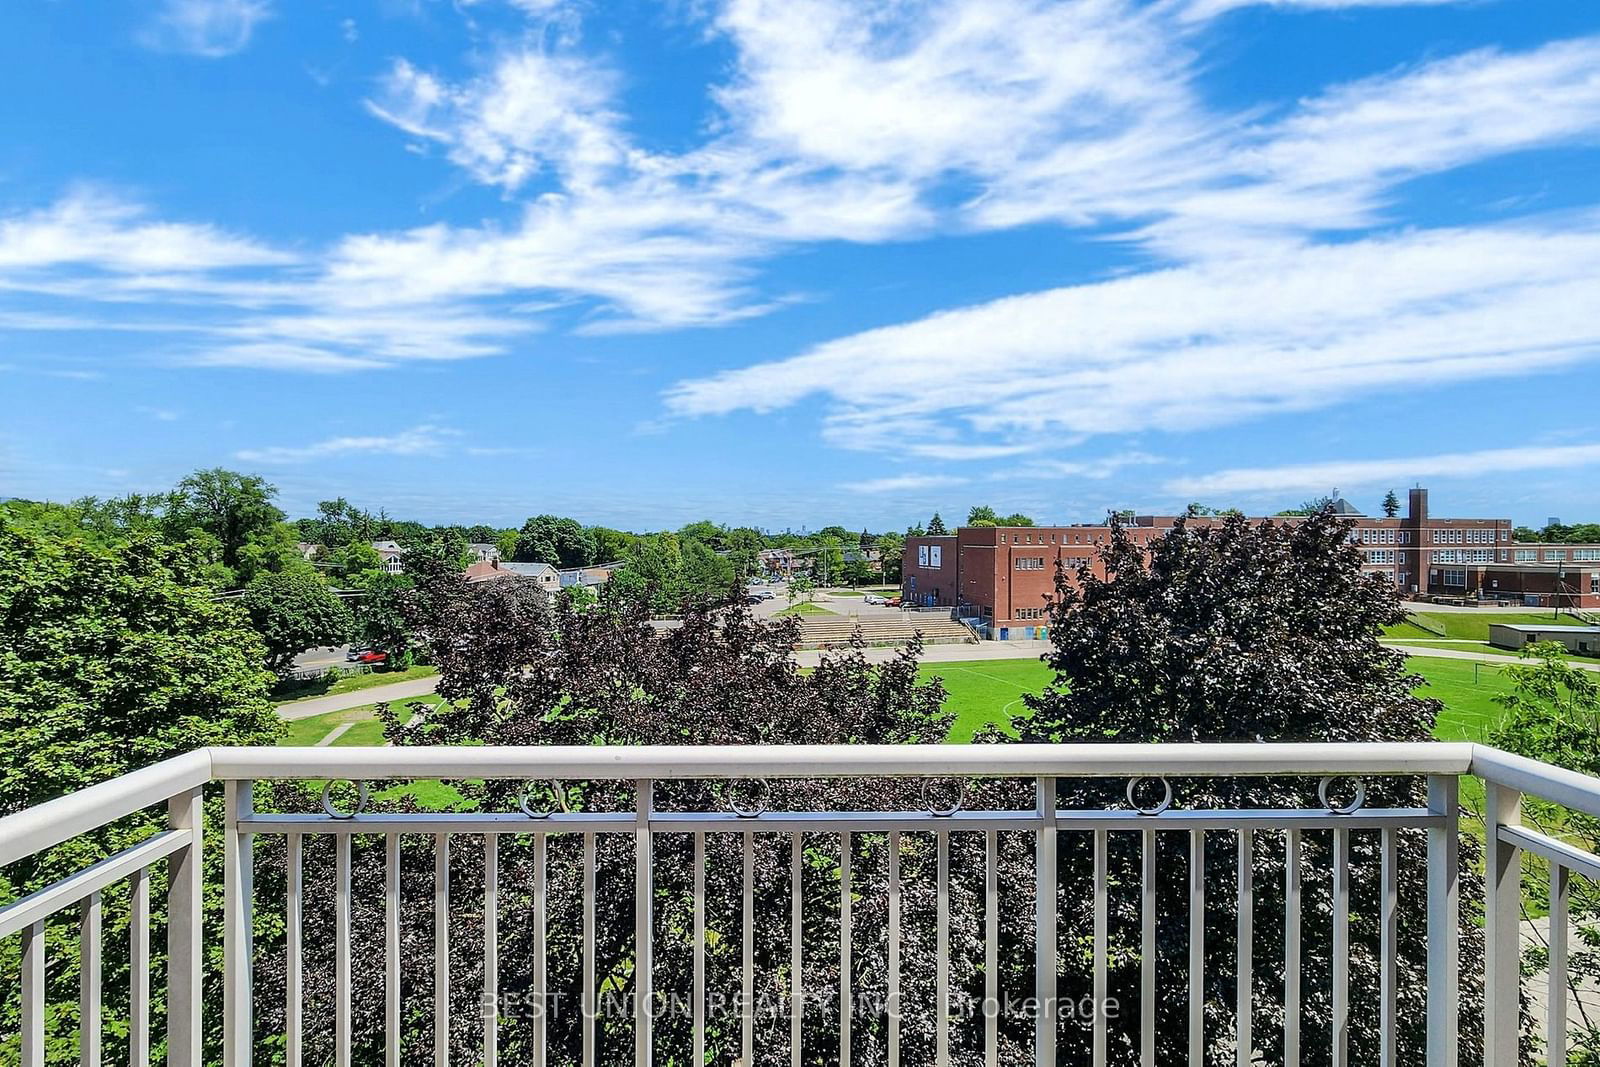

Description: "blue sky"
2 0 1598 530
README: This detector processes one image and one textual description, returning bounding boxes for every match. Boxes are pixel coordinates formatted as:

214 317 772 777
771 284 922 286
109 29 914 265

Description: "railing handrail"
1470 744 1600 820
0 749 211 867
205 741 1477 781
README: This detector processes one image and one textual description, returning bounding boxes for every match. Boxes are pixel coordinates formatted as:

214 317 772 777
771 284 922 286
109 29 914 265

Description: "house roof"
1327 498 1364 516
499 561 557 578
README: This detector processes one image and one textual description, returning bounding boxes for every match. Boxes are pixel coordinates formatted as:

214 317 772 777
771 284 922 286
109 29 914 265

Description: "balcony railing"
3 742 1598 1065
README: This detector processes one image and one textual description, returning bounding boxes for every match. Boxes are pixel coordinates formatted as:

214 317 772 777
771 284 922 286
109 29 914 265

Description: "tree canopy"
240 570 354 673
1019 512 1485 1064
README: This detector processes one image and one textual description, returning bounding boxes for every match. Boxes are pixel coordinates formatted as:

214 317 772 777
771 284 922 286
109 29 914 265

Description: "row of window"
1015 557 1046 570
999 531 1117 546
1439 569 1468 587
1432 550 1495 564
1015 608 1048 620
1366 550 1396 564
1431 528 1506 544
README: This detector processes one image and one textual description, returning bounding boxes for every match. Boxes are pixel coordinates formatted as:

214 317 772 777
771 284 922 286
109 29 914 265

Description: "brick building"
902 488 1597 640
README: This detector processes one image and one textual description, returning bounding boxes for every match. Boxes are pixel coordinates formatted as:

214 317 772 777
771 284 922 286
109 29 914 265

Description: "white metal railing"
1 742 1598 1065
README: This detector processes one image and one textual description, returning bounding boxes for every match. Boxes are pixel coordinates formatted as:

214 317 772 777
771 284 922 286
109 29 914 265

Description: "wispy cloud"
1166 443 1600 496
1184 0 1465 20
668 213 1600 454
234 424 461 464
139 0 273 58
839 473 968 494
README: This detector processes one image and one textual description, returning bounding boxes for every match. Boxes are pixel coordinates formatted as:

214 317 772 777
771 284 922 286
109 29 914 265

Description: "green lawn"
1384 611 1591 642
775 601 836 616
274 663 438 704
921 653 1518 743
279 694 441 746
286 654 1521 748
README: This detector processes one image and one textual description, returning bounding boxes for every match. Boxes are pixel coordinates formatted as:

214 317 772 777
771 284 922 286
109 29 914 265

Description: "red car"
885 596 902 607
356 650 388 664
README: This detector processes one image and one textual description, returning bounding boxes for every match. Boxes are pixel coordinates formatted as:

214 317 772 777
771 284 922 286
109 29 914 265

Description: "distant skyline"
3 0 1598 530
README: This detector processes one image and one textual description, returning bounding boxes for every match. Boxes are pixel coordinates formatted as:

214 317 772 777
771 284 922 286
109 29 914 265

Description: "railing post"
1484 781 1522 1066
1425 776 1459 1067
224 780 254 1067
168 786 204 1067
635 779 653 1065
1035 776 1057 1066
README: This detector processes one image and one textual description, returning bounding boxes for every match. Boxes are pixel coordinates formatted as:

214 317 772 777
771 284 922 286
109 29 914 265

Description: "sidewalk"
277 676 441 720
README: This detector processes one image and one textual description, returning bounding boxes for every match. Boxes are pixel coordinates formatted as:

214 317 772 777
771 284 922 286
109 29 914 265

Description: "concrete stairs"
793 611 977 649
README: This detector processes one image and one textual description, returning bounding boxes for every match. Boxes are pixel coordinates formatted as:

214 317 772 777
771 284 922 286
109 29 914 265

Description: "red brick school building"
902 488 1600 640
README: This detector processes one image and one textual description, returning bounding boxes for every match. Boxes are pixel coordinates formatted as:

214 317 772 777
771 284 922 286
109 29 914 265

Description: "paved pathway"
277 676 441 720
1383 643 1600 672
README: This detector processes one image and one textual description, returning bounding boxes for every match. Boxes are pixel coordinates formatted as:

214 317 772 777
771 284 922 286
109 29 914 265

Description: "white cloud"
140 0 272 58
667 213 1600 452
367 52 624 192
0 191 291 273
839 473 968 494
1185 0 1464 19
1166 443 1600 496
234 424 461 464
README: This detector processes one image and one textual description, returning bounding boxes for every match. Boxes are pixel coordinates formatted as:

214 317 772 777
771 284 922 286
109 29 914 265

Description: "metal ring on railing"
321 780 370 819
921 777 967 817
1126 776 1173 816
1318 776 1367 815
725 779 771 819
518 780 570 819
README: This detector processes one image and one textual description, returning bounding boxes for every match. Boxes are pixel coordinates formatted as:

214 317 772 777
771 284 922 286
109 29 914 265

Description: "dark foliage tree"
926 513 948 536
241 569 354 673
251 576 1026 1067
1383 490 1402 518
1018 512 1486 1065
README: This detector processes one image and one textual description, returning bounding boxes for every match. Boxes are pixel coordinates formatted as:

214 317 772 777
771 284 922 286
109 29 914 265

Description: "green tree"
815 536 845 585
967 505 1000 526
588 525 637 564
164 468 286 581
0 516 280 1065
241 570 354 673
1019 513 1486 1065
876 531 905 581
336 539 384 579
514 515 596 568
998 512 1034 526
1382 490 1401 518
926 512 948 535
348 570 415 659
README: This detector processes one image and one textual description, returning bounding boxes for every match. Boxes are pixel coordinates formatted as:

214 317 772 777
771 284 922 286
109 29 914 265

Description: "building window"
1546 549 1567 561
1442 569 1467 587
1515 549 1537 562
1016 607 1048 620
1574 549 1600 561
1015 557 1046 571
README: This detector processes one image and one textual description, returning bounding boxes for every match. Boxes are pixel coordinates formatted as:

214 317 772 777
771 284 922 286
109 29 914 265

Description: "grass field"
775 601 836 616
280 654 1522 752
923 654 1518 743
1383 611 1591 642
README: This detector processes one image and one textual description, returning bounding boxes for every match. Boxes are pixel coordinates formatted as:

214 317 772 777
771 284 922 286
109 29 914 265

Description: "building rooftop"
1489 624 1600 635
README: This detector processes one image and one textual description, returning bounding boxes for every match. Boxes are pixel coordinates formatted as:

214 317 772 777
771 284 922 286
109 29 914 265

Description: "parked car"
759 590 777 600
745 593 764 604
356 650 387 664
885 596 902 607
862 593 886 605
345 646 368 662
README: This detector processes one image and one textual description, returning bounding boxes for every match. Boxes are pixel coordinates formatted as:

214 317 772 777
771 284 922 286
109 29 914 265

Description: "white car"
862 594 887 605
